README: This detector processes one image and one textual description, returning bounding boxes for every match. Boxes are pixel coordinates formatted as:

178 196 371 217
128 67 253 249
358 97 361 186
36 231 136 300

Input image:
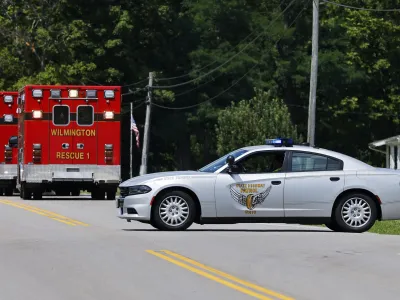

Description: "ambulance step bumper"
52 171 94 182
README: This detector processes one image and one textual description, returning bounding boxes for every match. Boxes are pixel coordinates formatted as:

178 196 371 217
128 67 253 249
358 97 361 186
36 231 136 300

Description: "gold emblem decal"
230 184 272 210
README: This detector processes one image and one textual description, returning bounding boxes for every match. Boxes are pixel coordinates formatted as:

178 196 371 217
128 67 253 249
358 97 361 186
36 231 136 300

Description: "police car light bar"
265 137 293 147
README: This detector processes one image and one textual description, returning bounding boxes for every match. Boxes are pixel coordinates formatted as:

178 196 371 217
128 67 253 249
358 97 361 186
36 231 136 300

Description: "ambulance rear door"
49 91 73 165
70 89 98 165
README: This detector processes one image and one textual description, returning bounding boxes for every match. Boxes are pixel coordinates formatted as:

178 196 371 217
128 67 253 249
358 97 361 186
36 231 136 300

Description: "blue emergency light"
265 137 293 147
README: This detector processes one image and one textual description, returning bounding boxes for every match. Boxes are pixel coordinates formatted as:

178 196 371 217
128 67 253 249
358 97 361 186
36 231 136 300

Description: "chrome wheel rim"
159 196 189 227
341 197 371 228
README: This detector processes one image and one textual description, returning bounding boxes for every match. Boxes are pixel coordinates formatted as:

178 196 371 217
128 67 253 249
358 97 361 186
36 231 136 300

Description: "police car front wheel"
151 190 196 231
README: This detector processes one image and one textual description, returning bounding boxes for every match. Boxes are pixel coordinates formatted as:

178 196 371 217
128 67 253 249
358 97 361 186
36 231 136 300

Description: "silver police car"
117 138 400 233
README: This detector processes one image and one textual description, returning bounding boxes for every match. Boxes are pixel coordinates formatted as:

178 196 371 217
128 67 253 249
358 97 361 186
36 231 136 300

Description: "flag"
131 114 140 148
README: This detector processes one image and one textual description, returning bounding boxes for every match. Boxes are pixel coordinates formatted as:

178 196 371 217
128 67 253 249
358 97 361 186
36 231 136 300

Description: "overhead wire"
152 0 310 110
322 0 400 12
151 0 299 90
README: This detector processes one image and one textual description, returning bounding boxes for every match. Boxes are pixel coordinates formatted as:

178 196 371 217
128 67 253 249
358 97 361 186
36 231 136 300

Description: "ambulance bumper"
0 164 17 181
21 164 120 184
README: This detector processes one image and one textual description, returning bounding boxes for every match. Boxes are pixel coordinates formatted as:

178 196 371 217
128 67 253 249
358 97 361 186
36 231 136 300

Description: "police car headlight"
32 89 43 98
104 90 115 99
128 185 152 195
32 110 43 119
4 95 13 103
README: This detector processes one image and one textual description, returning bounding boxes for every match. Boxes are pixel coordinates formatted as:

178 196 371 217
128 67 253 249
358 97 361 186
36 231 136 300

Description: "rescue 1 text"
56 152 90 160
51 129 96 137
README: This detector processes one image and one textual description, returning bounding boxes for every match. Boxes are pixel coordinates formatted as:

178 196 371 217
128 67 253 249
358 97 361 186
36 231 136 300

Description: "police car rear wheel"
152 191 196 231
334 192 377 233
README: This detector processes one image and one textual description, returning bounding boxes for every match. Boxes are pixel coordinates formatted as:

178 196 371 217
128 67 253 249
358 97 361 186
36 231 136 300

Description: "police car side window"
77 105 94 126
237 151 285 173
53 105 70 126
291 152 342 172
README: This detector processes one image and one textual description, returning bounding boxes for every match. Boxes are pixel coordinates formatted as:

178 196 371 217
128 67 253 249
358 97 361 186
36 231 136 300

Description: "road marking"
147 250 294 300
160 250 294 300
0 200 89 226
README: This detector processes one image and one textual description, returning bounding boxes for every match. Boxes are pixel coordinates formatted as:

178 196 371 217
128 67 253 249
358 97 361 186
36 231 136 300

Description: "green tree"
215 88 301 155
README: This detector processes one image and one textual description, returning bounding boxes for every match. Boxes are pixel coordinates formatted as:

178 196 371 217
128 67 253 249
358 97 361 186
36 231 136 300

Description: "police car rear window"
53 105 69 126
77 105 94 126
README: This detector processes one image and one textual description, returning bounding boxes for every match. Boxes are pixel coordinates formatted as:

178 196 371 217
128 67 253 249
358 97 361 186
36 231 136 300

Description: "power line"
151 0 299 90
122 77 149 88
152 0 309 110
322 0 400 12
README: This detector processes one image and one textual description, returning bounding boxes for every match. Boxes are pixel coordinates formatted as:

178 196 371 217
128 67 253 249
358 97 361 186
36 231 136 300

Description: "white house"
368 135 400 169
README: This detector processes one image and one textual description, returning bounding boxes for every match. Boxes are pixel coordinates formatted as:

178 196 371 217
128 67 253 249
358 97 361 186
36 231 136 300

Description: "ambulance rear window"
53 105 70 126
77 105 94 126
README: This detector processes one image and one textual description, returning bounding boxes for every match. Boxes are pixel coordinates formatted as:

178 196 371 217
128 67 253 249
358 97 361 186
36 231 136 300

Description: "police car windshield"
198 149 248 173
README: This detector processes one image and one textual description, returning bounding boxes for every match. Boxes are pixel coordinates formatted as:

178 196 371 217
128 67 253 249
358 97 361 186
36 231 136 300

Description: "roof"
369 135 400 148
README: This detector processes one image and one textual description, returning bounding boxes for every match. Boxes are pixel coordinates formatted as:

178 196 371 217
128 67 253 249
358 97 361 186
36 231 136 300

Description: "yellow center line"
146 250 274 300
160 250 295 300
0 200 89 226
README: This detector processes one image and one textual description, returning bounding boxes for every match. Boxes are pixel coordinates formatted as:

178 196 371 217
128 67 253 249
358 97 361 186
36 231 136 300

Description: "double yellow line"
0 200 89 227
147 250 295 300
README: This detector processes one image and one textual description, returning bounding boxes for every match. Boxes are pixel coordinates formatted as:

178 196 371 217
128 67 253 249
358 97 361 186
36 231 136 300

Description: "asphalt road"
1 195 400 300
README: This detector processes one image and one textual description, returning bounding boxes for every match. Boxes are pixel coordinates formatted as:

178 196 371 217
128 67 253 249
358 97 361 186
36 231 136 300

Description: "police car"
117 138 400 233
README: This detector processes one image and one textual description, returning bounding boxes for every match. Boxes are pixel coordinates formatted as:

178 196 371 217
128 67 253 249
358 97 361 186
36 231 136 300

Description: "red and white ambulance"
17 85 121 200
0 91 19 196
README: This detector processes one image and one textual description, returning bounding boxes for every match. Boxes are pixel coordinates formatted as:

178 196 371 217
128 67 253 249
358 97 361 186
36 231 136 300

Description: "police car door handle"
330 177 340 182
271 181 281 185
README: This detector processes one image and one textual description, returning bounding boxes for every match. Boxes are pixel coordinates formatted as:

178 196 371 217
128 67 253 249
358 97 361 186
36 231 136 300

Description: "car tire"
334 193 377 233
152 190 196 231
324 219 343 232
4 187 13 196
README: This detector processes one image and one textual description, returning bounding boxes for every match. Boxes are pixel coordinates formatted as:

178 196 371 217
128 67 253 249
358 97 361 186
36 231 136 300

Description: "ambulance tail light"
32 110 43 119
4 145 12 163
105 144 113 163
32 144 42 163
103 111 114 119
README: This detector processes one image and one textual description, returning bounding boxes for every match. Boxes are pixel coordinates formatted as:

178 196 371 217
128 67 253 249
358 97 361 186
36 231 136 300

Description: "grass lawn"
368 220 400 235
320 220 400 235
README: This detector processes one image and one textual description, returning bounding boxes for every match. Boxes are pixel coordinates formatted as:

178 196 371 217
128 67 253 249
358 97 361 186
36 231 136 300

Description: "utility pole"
139 72 153 175
129 101 133 178
307 0 319 147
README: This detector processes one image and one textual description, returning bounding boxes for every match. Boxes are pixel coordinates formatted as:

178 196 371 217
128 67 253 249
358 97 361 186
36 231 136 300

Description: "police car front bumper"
116 195 151 221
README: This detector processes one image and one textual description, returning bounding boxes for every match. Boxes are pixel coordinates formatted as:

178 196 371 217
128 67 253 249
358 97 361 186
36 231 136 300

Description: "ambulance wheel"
91 189 105 200
4 187 13 196
106 190 116 200
32 191 42 200
22 186 32 200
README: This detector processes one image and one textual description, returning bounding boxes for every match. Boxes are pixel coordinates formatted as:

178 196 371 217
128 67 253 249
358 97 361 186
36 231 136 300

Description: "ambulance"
16 85 121 200
0 91 19 196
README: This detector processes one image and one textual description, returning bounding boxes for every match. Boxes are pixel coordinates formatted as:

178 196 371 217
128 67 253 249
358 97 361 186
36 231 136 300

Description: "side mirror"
8 136 18 148
226 155 235 166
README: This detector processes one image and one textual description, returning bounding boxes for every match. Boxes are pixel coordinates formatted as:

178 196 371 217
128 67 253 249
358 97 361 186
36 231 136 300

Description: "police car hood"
119 170 213 187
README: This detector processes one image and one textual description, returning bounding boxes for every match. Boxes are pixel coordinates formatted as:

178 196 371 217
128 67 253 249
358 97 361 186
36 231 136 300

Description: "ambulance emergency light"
104 90 115 99
86 90 97 98
32 110 43 119
4 114 13 123
69 89 79 98
265 137 293 147
32 89 43 98
103 111 114 119
3 95 13 103
50 89 61 98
